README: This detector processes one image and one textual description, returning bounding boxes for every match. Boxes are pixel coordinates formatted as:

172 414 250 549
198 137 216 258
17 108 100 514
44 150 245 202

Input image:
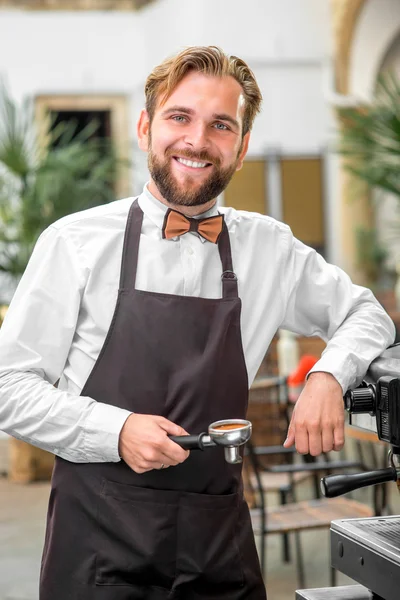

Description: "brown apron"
40 200 266 599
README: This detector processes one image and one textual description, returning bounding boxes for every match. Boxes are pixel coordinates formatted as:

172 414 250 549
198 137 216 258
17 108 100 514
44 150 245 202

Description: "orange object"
287 355 319 402
287 355 319 385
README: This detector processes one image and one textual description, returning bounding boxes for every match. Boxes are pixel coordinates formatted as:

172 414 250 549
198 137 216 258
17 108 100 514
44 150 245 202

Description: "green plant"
0 81 124 292
338 71 400 198
354 226 389 289
338 71 400 286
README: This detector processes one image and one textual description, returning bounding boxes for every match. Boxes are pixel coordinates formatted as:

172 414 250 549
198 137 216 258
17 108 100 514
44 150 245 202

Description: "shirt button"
187 247 194 256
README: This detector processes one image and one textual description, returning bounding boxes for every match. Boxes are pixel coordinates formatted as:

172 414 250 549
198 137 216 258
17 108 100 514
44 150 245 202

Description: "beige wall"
0 0 152 9
281 158 324 250
224 161 267 216
224 156 325 253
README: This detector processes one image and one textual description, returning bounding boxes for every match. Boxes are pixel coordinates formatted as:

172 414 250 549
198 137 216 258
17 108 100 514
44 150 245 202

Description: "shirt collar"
138 183 220 243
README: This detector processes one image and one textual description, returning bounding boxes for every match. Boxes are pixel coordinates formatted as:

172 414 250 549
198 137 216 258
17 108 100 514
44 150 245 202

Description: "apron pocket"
176 490 244 590
95 478 179 589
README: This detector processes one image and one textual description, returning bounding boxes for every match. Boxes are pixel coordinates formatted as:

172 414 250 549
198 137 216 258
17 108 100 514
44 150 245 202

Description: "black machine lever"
321 467 398 498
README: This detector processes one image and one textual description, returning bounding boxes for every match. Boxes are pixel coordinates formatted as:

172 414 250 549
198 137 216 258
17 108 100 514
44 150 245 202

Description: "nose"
183 121 210 151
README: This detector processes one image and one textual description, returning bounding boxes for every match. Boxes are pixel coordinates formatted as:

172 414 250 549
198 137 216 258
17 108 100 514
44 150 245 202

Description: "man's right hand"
118 413 190 474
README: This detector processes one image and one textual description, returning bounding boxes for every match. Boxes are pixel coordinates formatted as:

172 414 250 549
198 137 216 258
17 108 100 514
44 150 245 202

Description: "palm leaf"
338 71 400 198
0 81 126 286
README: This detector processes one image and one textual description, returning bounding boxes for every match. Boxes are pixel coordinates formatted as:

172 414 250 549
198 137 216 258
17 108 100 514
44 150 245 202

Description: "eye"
214 122 229 131
171 115 187 123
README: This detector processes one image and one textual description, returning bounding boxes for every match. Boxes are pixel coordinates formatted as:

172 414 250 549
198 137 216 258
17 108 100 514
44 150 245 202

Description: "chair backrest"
244 376 294 506
245 440 267 531
247 376 290 464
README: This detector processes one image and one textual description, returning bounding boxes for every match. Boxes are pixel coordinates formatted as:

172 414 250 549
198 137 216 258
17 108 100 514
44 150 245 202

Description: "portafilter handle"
321 467 400 498
168 433 215 450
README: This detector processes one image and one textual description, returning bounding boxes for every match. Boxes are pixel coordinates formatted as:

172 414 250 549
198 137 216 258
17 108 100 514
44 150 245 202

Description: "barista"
0 46 395 599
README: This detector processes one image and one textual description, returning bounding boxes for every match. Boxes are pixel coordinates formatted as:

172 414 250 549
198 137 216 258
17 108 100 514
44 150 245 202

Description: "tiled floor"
0 479 48 600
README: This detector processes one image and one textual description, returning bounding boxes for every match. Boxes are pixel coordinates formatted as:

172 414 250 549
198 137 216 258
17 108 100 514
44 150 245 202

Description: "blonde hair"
145 46 262 137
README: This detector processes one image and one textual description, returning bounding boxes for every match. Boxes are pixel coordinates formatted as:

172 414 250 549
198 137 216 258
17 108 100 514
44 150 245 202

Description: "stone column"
330 0 372 283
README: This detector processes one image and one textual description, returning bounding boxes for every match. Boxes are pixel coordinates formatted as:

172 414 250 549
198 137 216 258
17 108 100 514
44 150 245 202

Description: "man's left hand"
283 372 345 456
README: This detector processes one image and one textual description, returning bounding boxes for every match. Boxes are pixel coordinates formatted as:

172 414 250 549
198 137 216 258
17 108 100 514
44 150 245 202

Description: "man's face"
138 71 250 208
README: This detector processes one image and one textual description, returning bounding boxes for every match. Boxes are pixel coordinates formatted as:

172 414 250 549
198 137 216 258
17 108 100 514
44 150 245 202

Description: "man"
0 46 395 599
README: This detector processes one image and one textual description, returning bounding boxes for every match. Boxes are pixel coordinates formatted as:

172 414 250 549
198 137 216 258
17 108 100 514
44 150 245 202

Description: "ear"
137 109 150 152
235 132 250 171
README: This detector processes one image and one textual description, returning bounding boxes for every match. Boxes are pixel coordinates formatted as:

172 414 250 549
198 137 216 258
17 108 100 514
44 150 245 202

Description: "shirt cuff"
307 351 358 395
83 400 132 463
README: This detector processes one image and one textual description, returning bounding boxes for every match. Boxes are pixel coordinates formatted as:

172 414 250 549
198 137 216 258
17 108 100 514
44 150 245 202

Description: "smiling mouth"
173 156 212 169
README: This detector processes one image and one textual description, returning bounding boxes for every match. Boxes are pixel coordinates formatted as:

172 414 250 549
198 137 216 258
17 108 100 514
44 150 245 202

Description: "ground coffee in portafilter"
213 424 244 431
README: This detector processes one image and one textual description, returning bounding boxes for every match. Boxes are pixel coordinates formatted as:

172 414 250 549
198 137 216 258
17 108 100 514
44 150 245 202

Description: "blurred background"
0 1 400 599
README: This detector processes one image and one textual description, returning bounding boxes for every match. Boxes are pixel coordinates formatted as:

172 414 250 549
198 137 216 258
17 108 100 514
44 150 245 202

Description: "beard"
148 143 240 208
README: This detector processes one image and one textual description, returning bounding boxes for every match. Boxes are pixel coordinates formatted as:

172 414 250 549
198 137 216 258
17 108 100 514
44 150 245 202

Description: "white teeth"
176 157 208 168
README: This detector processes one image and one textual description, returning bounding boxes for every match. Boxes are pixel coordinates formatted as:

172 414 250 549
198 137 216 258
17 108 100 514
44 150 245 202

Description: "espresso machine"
296 344 400 600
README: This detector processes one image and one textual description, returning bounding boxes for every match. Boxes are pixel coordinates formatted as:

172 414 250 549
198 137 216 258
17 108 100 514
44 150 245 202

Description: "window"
35 95 130 199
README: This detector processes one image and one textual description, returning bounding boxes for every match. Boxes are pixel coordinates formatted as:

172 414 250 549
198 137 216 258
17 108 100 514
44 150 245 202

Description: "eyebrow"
160 106 194 118
160 105 240 131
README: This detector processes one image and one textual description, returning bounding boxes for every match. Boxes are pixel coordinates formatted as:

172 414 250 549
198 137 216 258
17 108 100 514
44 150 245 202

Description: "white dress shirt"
0 186 395 463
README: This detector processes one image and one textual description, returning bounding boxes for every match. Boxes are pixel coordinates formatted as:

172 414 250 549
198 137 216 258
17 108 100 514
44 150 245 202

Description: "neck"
148 179 217 217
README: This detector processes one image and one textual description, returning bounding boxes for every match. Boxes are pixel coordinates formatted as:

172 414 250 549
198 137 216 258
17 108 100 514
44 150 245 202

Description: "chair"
245 441 374 589
245 376 317 563
245 376 368 563
247 376 318 500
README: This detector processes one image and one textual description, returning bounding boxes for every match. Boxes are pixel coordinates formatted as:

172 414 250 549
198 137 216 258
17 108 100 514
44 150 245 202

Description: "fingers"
131 435 189 473
321 426 334 454
118 413 190 474
283 421 295 448
284 372 346 456
134 444 187 473
157 417 189 437
289 420 344 455
284 411 311 454
333 420 345 452
156 417 191 463
137 454 172 473
288 415 312 455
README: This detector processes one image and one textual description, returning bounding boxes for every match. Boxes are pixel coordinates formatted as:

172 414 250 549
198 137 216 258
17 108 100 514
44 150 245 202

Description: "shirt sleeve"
0 225 131 463
280 232 396 393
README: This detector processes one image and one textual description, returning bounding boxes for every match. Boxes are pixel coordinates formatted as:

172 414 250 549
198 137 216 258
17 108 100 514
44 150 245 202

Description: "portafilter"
169 419 252 464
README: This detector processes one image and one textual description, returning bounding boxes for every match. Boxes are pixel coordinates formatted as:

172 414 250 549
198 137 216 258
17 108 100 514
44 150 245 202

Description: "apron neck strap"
119 199 143 291
218 220 239 299
120 199 238 299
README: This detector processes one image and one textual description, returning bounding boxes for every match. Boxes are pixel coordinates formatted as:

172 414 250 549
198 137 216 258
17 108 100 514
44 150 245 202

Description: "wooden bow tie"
162 209 224 244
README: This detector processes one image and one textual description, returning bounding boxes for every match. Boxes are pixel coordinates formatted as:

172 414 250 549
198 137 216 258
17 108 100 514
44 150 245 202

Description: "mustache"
164 147 221 167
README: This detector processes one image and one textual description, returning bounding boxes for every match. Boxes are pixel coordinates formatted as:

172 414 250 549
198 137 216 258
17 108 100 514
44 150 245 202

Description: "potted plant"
0 81 124 300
